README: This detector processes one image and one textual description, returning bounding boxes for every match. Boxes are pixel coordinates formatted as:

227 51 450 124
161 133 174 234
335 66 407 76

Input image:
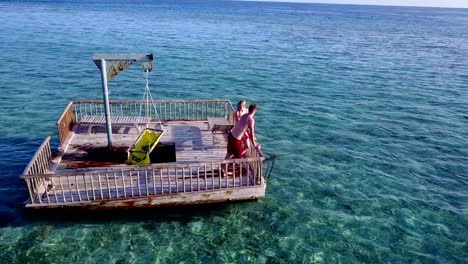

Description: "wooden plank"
121 171 127 198
98 173 103 200
219 163 222 190
75 175 82 201
182 168 186 193
204 165 207 191
225 162 228 188
189 167 193 192
241 162 245 187
152 169 156 195
175 167 178 193
26 183 266 209
79 115 150 125
159 169 163 194
25 179 35 205
167 168 171 194
114 172 119 198
145 170 149 196
90 174 96 200
211 163 215 190
130 171 134 197
137 171 141 196
42 178 50 204
83 175 90 201
59 177 66 203
67 176 74 202
197 166 200 192
233 162 236 188
106 173 111 199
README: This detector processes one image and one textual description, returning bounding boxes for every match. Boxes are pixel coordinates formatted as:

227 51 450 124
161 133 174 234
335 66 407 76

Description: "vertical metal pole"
100 59 113 149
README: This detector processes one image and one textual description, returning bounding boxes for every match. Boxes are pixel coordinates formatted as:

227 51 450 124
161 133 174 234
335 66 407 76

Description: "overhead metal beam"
92 53 153 80
92 53 153 149
92 53 153 62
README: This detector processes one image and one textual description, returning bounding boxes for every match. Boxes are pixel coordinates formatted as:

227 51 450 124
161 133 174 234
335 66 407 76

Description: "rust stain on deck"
121 201 135 207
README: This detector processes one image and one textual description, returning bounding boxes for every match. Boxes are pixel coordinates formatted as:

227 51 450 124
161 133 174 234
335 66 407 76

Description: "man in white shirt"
225 104 258 159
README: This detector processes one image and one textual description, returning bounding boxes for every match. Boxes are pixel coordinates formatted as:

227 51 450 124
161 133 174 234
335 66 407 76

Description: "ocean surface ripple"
0 1 467 263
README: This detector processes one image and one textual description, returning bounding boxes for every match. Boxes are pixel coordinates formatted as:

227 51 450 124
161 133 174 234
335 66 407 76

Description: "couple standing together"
225 100 260 160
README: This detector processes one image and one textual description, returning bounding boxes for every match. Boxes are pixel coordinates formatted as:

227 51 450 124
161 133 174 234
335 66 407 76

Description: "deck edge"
25 183 266 209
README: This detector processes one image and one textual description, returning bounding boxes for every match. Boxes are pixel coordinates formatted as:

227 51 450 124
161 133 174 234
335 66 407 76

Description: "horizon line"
235 0 468 9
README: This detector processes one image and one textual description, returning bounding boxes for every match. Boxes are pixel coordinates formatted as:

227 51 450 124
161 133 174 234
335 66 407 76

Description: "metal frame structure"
92 53 154 149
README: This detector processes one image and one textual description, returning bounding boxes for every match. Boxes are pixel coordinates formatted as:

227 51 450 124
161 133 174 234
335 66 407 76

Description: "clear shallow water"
0 0 467 263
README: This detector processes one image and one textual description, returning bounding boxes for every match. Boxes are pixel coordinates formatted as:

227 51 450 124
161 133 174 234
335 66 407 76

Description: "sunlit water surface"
0 1 467 263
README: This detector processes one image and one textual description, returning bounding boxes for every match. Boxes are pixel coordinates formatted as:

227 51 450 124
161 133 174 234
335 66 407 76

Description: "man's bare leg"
222 153 232 177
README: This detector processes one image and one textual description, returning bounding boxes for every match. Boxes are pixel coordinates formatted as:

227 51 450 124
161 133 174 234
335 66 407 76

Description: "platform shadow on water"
22 201 250 226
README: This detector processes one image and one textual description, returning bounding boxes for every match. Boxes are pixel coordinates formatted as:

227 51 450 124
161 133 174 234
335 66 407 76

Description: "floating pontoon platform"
20 100 266 209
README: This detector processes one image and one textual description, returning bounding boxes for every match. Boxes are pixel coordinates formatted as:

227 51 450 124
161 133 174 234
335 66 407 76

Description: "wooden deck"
54 120 228 173
21 99 266 209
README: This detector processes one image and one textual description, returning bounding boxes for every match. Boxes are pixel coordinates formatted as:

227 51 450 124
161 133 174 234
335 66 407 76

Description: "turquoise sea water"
1 0 467 263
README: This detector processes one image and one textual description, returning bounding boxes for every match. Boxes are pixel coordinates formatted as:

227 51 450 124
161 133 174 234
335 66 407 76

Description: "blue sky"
251 0 468 8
